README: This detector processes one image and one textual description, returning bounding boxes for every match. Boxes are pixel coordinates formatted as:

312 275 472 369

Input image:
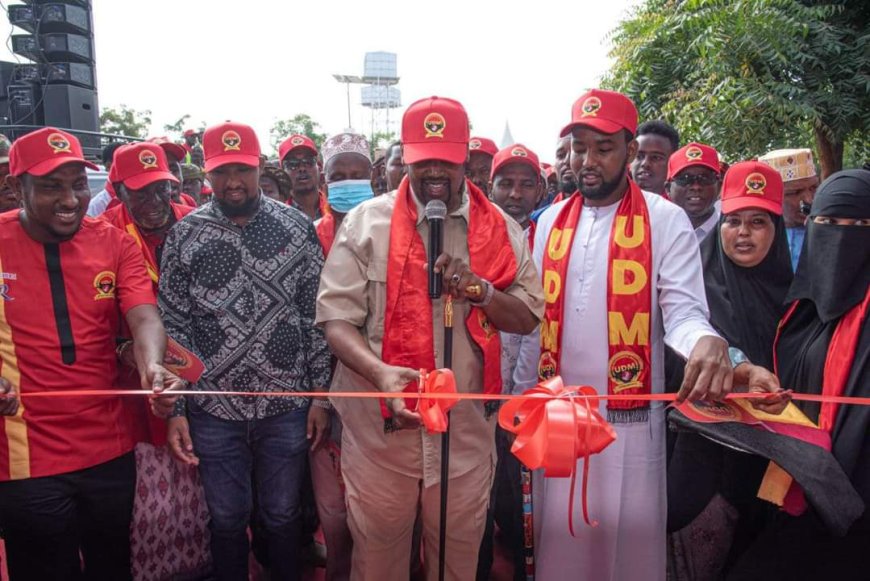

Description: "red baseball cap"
469 136 498 158
183 129 196 137
279 134 318 162
401 96 469 165
720 160 784 216
667 142 720 180
203 122 261 172
9 127 98 177
490 144 541 181
560 89 638 138
112 142 179 191
147 136 187 164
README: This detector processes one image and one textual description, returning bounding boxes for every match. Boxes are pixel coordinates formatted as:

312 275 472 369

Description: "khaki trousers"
342 447 493 581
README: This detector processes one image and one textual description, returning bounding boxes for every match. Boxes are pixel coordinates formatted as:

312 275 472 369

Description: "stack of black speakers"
1 1 98 141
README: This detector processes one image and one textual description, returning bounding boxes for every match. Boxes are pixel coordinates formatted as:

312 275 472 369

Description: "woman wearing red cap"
668 161 793 579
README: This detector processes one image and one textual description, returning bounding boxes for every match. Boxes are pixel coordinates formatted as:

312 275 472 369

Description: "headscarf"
700 211 793 369
261 165 292 200
787 169 870 322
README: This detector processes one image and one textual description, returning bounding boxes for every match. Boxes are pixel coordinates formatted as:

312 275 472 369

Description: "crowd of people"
0 86 866 581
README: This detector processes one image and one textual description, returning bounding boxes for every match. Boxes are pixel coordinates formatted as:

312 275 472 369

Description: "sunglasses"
673 173 718 187
284 158 317 171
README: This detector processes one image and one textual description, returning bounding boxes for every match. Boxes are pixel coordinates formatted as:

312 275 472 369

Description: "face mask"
327 179 374 213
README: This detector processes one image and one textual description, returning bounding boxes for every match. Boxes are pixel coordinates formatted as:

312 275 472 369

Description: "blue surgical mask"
327 179 374 213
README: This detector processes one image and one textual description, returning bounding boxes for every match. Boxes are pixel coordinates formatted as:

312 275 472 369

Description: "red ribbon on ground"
498 377 617 535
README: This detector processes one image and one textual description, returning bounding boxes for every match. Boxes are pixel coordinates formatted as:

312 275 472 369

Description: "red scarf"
774 287 870 432
381 177 518 420
539 179 653 421
103 202 193 286
527 219 536 253
316 213 336 256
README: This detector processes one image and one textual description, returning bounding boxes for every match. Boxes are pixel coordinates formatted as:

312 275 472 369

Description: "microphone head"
424 200 447 221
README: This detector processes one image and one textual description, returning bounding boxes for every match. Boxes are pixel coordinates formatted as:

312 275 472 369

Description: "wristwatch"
312 398 333 411
728 347 750 369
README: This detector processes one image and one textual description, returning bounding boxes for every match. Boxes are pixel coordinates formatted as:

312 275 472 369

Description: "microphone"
425 200 447 299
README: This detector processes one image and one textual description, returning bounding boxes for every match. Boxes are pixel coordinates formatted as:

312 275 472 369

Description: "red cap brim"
403 142 468 165
204 154 260 172
158 143 187 163
559 118 624 138
122 171 180 191
491 157 540 181
27 156 99 177
721 196 782 216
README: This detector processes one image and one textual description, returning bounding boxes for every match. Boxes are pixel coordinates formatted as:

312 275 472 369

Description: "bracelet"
312 398 333 411
728 347 750 369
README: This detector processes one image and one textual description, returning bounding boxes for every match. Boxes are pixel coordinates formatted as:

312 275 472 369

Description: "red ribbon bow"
416 369 459 434
498 377 618 534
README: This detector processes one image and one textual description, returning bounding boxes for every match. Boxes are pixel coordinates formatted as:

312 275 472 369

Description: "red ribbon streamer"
414 368 459 434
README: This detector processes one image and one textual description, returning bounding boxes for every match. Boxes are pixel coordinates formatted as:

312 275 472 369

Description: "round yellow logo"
511 147 528 157
538 352 557 380
47 132 72 154
222 130 242 151
139 149 158 169
685 146 703 161
424 113 446 138
608 351 644 391
94 271 117 300
745 172 767 194
469 139 482 150
290 136 305 146
581 96 602 117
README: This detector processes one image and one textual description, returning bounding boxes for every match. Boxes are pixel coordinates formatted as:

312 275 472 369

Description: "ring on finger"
451 273 461 284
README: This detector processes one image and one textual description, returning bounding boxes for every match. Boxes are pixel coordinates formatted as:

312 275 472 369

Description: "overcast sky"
1 0 638 162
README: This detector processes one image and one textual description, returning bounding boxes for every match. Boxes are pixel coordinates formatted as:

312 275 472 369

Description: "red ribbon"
498 377 617 535
414 368 459 434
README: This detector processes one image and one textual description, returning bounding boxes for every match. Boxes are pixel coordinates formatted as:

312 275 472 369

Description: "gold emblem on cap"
685 146 703 161
511 147 528 157
47 132 72 154
222 130 242 151
139 149 158 169
469 139 481 149
745 172 767 195
291 136 305 146
580 96 602 117
424 113 446 138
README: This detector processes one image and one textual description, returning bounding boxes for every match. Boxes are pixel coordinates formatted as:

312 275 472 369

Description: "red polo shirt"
0 214 156 481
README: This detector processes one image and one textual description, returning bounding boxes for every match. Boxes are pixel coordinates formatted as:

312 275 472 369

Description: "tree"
603 0 870 177
370 131 397 159
164 114 191 136
99 105 152 138
270 114 327 155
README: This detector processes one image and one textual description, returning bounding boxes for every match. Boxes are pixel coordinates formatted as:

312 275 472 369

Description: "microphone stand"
438 294 453 581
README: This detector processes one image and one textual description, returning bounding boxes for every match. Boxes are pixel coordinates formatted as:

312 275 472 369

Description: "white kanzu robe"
514 191 719 581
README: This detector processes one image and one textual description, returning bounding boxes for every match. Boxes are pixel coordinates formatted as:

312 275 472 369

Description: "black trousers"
0 452 135 581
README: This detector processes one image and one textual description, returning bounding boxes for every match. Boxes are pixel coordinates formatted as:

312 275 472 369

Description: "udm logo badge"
685 146 703 161
423 113 446 138
745 172 767 195
47 133 72 154
580 96 602 117
93 271 117 300
139 149 158 169
222 130 242 151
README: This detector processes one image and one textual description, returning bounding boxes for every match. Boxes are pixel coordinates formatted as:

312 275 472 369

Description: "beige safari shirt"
316 189 544 487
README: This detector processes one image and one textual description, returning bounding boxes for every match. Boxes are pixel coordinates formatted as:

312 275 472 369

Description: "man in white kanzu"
513 89 733 580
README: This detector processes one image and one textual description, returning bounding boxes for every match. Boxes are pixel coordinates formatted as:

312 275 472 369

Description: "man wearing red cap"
148 136 198 207
666 142 722 241
514 90 734 580
466 136 498 196
159 122 332 581
317 97 543 580
280 134 328 220
0 127 178 579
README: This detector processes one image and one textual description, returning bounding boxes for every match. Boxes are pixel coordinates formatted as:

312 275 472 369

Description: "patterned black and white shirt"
159 195 331 421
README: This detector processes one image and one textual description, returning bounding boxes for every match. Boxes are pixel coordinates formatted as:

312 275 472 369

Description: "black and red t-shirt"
0 214 156 480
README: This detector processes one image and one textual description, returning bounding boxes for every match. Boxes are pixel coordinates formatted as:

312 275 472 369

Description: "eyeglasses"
673 173 718 187
284 158 317 171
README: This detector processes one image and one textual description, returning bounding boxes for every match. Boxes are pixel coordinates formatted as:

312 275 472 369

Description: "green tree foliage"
270 114 327 154
99 105 152 138
604 0 870 177
163 114 191 136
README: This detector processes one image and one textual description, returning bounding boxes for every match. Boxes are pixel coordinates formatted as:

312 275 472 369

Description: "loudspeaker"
42 83 97 132
8 83 40 125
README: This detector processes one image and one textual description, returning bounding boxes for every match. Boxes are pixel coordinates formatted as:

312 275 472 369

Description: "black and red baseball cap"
9 127 98 177
469 136 498 158
490 144 541 180
203 122 261 172
401 96 470 165
721 160 784 216
560 89 638 138
112 142 179 191
278 134 318 162
667 142 721 180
